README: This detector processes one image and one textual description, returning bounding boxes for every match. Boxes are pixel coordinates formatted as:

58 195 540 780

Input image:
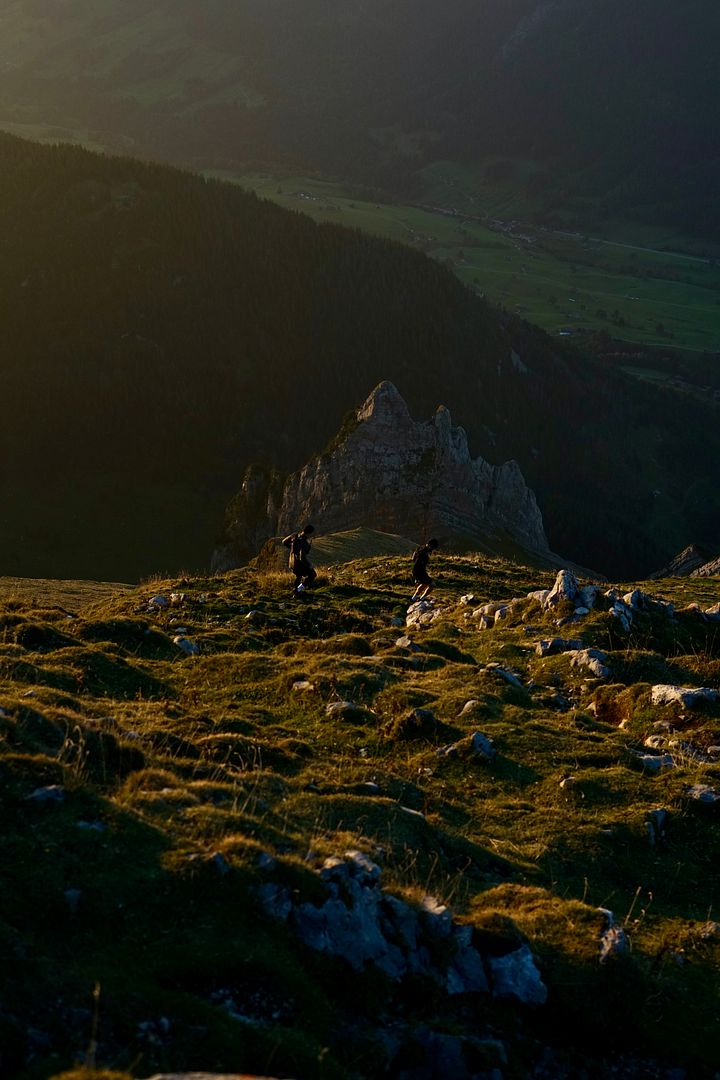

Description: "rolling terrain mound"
1 555 719 1078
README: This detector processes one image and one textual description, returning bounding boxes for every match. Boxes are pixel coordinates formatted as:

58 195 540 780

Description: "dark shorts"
413 568 431 586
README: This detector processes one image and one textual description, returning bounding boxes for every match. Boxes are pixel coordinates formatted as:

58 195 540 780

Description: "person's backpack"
289 533 308 566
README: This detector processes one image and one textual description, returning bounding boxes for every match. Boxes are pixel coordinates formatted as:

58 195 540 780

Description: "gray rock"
488 944 547 1005
569 647 610 679
527 588 550 605
446 924 489 995
578 585 599 609
420 896 453 938
543 570 579 609
651 684 719 708
406 601 440 629
647 808 668 845
486 663 523 688
535 637 583 657
469 731 497 759
395 636 419 650
325 700 360 716
276 382 550 556
610 601 633 631
25 785 65 804
632 752 675 773
458 699 480 716
257 882 292 921
173 635 200 656
598 908 628 963
685 784 720 806
147 594 170 609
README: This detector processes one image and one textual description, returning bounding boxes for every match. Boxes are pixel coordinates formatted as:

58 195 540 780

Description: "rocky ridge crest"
214 382 550 569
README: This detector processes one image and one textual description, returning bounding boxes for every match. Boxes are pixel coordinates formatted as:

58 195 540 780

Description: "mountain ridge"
0 0 717 233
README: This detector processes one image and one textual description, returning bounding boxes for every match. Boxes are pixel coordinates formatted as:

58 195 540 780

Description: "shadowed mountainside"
0 1 717 233
1 132 719 581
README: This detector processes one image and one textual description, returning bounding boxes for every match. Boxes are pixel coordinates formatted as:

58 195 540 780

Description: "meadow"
227 169 720 356
2 548 719 1078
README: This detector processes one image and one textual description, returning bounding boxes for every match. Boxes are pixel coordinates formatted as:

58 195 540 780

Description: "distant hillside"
0 1 717 233
1 131 719 581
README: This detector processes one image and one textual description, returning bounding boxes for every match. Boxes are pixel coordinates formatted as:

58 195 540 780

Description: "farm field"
228 170 720 355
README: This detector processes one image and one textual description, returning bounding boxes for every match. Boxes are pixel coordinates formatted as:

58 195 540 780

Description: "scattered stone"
494 605 511 624
292 680 315 692
25 785 65 804
173 635 199 656
598 909 628 963
485 663 523 688
631 751 675 773
473 614 494 631
647 808 668 845
438 731 496 761
257 882 293 921
390 616 405 627
578 585 599 609
610 600 633 631
535 637 583 657
76 820 106 833
651 684 719 708
488 944 547 1005
460 593 477 605
458 699 480 716
406 600 441 628
148 595 170 610
573 606 590 616
559 776 576 790
569 648 610 679
684 784 720 807
326 700 360 716
543 570 579 610
395 636 419 650
527 589 550 605
169 592 187 605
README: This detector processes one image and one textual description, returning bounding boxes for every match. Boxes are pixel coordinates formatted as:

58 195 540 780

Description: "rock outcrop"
214 382 549 569
650 544 719 579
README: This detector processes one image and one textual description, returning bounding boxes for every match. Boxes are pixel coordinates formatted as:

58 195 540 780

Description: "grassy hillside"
0 0 717 235
1 555 719 1078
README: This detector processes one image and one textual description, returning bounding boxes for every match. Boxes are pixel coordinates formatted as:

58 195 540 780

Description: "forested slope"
0 132 718 581
0 0 717 232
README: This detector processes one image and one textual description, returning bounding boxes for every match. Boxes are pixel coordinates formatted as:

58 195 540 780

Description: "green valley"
226 171 720 355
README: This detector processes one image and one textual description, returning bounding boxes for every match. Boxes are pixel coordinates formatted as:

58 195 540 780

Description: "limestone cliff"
213 382 550 570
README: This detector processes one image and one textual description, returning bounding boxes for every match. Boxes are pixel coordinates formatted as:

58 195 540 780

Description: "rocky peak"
213 383 553 569
356 380 411 425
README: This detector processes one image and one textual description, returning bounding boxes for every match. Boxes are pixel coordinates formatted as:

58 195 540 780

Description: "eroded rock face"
277 382 548 551
214 381 549 567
